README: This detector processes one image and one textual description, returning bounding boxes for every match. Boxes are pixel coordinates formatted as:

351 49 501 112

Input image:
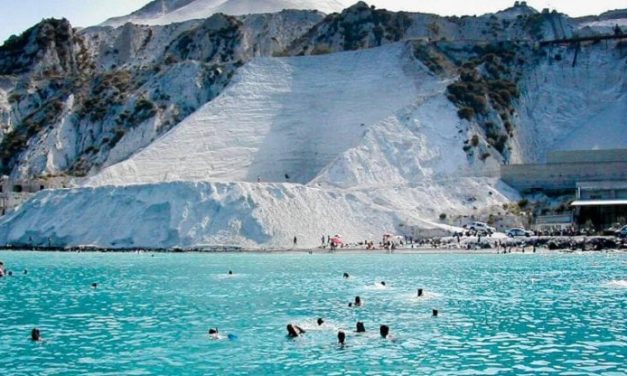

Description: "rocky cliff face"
0 2 622 182
0 2 624 249
286 1 573 55
0 10 324 180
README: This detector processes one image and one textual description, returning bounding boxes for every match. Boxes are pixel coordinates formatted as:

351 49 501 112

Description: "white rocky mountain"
102 0 347 27
0 1 624 249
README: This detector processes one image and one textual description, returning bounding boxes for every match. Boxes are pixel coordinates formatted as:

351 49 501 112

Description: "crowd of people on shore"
314 231 627 253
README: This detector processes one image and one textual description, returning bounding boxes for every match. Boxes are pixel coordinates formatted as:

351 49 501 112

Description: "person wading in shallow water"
337 331 346 346
356 322 366 333
380 325 390 339
31 328 41 342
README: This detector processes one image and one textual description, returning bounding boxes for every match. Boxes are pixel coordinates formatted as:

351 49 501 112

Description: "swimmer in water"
287 324 305 338
31 328 41 342
432 309 439 317
417 288 424 297
91 283 98 288
354 296 362 307
379 325 390 339
356 322 366 333
209 328 220 339
228 270 233 275
337 331 346 346
343 272 350 279
317 318 324 326
380 281 386 286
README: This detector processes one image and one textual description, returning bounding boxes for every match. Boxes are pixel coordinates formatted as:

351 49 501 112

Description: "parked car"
507 228 533 238
603 223 624 236
617 225 627 239
463 221 496 235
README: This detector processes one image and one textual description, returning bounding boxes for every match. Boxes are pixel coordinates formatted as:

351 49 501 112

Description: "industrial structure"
501 149 627 231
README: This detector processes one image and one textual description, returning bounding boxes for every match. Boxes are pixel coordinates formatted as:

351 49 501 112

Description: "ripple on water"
604 279 627 288
0 251 625 375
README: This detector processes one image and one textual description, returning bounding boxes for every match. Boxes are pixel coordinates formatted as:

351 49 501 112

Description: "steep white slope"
88 44 420 186
312 94 470 189
512 42 627 163
0 42 521 249
103 0 345 27
0 178 512 249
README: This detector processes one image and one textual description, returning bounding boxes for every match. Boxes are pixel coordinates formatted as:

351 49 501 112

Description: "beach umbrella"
330 236 343 244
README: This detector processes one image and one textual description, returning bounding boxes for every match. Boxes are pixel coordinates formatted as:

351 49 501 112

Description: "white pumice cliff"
0 1 624 248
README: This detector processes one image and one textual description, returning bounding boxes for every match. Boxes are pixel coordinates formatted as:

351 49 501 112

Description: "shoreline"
1 245 625 255
1 235 625 254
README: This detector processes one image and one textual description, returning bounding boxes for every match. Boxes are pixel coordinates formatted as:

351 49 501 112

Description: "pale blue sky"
1 0 625 44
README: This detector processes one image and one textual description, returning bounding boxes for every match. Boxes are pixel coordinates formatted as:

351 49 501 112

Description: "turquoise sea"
0 251 626 375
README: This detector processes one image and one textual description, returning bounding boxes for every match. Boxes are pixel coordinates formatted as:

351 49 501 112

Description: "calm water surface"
0 251 625 375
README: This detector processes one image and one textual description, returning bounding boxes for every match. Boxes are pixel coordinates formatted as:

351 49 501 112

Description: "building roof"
577 181 627 190
548 149 627 164
571 199 627 207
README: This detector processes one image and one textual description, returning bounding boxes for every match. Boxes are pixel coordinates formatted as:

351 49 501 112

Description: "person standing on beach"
293 236 298 247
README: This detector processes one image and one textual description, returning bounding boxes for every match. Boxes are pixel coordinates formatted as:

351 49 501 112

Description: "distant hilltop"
101 0 347 27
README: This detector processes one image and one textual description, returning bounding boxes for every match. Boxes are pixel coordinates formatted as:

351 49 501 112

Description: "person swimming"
356 322 366 333
208 328 237 341
337 331 346 346
432 309 439 317
417 288 424 297
287 324 305 338
343 272 350 279
317 318 324 326
379 325 390 339
354 296 362 307
228 270 233 275
91 283 98 288
209 328 220 339
380 281 386 286
31 328 41 342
